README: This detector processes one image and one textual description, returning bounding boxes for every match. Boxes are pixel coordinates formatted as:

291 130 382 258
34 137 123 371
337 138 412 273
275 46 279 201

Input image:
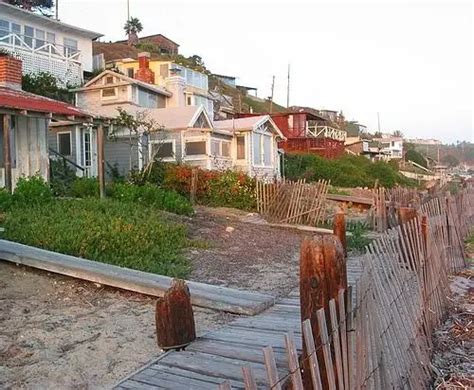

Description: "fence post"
190 168 197 205
155 279 196 351
300 235 346 389
333 211 347 257
398 207 417 225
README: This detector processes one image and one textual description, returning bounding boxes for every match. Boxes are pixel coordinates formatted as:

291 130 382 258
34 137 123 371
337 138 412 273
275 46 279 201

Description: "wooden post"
333 211 347 257
155 279 196 350
398 207 417 225
97 124 106 199
190 168 197 205
300 235 346 389
2 114 12 193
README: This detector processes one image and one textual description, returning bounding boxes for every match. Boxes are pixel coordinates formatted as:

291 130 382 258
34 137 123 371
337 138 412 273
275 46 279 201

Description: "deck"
115 257 364 389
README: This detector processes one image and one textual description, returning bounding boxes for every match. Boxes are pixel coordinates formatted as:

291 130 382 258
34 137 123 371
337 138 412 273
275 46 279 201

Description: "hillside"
209 75 287 114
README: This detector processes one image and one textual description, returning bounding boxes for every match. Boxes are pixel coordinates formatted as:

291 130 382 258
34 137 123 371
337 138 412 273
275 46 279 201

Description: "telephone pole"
269 75 275 114
286 63 290 108
377 112 381 134
56 0 59 19
127 0 130 20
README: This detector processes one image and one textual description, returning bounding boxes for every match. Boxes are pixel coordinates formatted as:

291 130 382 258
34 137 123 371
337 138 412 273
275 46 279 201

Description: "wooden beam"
0 239 274 315
2 114 12 193
97 124 106 199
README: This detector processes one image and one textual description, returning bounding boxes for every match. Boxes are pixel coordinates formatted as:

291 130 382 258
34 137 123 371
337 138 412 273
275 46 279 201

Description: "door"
82 127 98 177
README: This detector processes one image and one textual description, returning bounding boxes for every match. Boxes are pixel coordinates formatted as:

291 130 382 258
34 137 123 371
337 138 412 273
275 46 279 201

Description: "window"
151 141 174 159
12 23 21 45
102 88 116 98
185 141 206 156
57 132 72 156
253 133 261 165
186 96 192 106
35 29 45 49
211 139 220 156
105 76 114 84
263 135 272 166
24 26 34 47
0 20 8 39
46 32 55 44
236 136 245 159
222 142 230 157
127 68 134 78
138 88 159 108
63 37 78 57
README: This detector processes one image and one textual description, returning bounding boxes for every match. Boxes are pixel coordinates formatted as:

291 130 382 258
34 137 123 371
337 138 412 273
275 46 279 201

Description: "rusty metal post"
155 279 196 351
97 124 106 199
300 235 346 389
3 114 12 193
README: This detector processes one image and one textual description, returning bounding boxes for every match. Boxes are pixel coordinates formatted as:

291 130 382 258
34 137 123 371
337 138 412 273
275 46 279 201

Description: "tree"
7 0 54 15
392 130 404 137
22 72 74 103
441 154 460 167
124 17 143 46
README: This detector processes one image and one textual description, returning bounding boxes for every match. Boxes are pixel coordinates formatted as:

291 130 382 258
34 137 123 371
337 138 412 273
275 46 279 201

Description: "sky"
58 0 473 143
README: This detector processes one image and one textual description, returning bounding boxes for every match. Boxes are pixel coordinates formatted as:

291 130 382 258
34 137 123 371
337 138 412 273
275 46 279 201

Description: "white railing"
307 125 347 141
0 31 81 63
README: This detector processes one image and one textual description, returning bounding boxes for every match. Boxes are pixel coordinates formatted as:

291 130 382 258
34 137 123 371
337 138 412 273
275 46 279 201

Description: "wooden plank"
285 332 304 390
317 308 336 390
263 346 282 390
329 299 344 390
0 239 274 315
302 319 323 390
241 366 258 390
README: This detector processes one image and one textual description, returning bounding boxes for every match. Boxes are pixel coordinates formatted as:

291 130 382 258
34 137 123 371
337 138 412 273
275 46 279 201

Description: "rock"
225 226 234 233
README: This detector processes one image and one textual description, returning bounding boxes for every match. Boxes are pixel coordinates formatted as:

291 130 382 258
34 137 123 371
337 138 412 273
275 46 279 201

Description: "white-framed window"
185 140 207 156
63 37 78 57
101 87 117 99
105 76 115 85
236 135 246 160
57 131 72 156
263 135 272 166
150 140 175 160
210 139 231 158
252 132 273 166
253 133 261 165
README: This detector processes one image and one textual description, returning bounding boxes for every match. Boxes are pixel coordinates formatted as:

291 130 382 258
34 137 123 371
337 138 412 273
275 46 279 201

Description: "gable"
192 112 211 129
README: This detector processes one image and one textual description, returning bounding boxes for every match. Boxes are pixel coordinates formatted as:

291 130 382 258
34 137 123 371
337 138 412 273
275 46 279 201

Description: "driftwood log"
155 279 196 350
300 235 347 390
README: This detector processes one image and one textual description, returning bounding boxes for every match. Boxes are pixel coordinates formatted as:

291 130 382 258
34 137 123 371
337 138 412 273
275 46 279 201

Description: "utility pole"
56 0 59 20
127 0 130 20
286 63 290 109
269 75 275 114
377 112 381 134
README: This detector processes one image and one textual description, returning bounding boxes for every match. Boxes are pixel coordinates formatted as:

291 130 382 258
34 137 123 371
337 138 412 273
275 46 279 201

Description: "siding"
48 126 77 164
104 136 139 178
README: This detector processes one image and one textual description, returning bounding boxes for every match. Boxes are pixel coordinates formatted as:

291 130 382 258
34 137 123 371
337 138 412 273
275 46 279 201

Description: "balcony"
0 30 83 85
307 125 347 141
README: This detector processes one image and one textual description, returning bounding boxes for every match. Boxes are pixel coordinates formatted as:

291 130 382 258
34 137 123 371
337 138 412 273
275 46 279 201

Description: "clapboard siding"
105 136 140 177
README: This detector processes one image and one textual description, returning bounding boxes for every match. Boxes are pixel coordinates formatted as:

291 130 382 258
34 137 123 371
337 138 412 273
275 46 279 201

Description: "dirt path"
0 262 235 389
183 207 311 297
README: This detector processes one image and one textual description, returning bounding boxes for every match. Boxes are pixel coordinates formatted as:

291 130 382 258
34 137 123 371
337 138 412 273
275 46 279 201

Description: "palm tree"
124 17 143 46
392 130 404 138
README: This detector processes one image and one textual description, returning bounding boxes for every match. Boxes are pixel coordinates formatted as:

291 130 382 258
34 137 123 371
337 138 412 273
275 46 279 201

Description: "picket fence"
221 186 473 389
256 179 330 226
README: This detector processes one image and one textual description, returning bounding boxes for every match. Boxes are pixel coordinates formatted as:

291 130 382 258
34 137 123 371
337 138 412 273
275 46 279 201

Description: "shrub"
13 175 52 206
284 153 416 188
1 198 190 277
70 177 99 198
0 188 13 212
50 159 77 196
347 221 372 253
207 170 256 210
108 182 194 216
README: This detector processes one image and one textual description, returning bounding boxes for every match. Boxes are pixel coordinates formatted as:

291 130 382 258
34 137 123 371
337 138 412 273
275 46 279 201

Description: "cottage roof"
0 87 91 117
214 115 285 139
74 70 172 97
0 3 102 39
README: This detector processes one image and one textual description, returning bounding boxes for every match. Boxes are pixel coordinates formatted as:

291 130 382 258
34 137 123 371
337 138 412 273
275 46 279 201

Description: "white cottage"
214 115 285 180
0 2 102 85
0 54 93 191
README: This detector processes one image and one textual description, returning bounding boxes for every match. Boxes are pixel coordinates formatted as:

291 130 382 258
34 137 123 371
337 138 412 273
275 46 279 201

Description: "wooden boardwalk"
115 257 363 389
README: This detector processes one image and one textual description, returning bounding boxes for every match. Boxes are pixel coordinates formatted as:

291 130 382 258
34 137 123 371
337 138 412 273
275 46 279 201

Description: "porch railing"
307 125 347 141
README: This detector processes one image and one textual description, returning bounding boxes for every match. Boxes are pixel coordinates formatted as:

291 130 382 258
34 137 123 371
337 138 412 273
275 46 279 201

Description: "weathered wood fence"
256 179 330 226
222 187 473 389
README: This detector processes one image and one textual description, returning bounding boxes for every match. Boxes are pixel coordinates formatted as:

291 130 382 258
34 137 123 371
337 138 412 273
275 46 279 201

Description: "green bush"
0 188 13 212
108 182 194 216
284 153 417 188
347 221 372 253
1 198 190 277
207 170 256 210
50 159 77 196
13 175 52 206
70 177 99 198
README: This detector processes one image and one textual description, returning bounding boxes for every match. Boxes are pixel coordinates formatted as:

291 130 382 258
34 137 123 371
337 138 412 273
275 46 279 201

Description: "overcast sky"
58 0 473 143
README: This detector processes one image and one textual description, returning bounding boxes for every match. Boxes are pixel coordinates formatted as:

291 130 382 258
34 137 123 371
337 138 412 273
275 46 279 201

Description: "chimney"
0 54 22 90
134 52 155 84
165 73 186 108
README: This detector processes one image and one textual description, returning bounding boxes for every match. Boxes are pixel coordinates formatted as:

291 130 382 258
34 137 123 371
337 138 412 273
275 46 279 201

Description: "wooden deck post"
398 206 417 225
300 235 346 389
155 279 196 351
2 114 12 193
97 124 106 199
333 211 347 257
190 168 197 205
